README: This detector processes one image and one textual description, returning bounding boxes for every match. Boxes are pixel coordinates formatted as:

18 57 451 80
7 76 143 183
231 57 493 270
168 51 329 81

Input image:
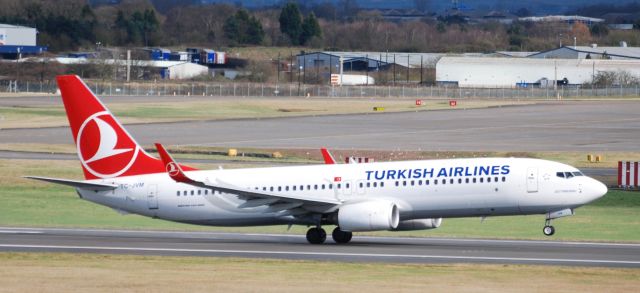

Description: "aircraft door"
147 184 159 209
526 167 538 193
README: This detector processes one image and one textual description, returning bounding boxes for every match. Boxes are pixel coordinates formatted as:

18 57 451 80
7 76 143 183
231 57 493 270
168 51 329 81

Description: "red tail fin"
56 75 195 179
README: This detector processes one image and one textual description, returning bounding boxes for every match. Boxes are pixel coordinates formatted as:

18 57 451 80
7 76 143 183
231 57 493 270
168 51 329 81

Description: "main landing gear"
305 227 353 244
543 219 555 236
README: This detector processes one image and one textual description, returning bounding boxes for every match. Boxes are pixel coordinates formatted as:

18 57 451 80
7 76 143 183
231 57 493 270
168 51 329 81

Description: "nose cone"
587 178 608 203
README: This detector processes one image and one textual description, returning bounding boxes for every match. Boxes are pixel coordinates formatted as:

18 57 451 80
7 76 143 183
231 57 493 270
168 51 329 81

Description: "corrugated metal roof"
570 46 640 59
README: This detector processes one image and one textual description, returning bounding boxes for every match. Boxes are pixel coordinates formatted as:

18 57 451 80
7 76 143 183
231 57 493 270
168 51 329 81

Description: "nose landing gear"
543 219 555 236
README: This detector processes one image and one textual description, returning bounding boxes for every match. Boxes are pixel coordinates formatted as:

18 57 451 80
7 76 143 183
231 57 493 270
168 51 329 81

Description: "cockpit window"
557 171 584 179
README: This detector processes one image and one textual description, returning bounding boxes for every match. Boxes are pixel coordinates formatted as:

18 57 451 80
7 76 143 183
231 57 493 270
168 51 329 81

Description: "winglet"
321 147 336 164
155 143 196 184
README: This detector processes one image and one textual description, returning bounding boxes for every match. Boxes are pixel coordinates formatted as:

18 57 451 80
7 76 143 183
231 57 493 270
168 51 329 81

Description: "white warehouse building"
436 57 640 88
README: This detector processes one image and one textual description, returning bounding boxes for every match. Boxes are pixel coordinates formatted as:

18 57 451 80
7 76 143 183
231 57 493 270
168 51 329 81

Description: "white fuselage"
77 157 606 227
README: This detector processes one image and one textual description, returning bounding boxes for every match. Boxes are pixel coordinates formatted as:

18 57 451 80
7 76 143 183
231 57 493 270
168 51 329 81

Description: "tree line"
0 0 639 53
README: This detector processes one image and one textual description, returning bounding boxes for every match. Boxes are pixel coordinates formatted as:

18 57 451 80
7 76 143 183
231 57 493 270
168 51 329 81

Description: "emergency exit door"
147 184 159 209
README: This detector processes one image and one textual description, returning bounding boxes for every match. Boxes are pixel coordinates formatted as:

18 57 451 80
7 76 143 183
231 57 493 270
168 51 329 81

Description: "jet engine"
391 218 443 231
338 200 400 232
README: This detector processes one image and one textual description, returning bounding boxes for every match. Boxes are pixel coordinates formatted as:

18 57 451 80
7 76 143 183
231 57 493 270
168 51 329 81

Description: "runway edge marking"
1 244 639 266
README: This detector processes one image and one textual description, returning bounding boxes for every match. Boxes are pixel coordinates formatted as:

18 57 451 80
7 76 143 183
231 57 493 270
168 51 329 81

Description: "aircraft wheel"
332 227 353 244
543 225 555 236
306 227 327 244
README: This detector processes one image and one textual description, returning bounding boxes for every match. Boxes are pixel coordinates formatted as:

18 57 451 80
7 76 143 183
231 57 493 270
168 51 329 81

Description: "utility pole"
126 49 131 82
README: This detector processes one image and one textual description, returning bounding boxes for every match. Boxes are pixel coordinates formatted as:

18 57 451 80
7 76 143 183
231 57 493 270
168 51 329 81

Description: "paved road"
2 101 639 152
0 227 638 268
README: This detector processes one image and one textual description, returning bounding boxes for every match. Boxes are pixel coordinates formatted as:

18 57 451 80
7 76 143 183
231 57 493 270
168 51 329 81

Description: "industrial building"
0 24 47 59
529 45 640 60
296 51 448 73
436 57 640 88
295 51 490 73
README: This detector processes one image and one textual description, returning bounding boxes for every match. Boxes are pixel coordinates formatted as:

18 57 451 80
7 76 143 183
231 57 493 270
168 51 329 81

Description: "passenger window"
465 178 469 183
278 186 282 191
442 179 446 184
434 180 438 185
480 178 484 183
346 183 350 188
366 182 370 188
411 180 415 186
270 187 274 191
176 191 180 196
395 181 399 186
449 179 453 184
458 178 462 184
381 182 385 187
322 184 326 189
307 185 311 190
373 182 377 187
402 181 407 186
205 190 209 195
285 186 289 191
197 190 201 195
329 184 333 189
190 190 194 196
337 184 341 189
293 186 296 191
502 177 506 182
300 185 304 190
495 177 499 182
487 177 491 183
314 185 318 190
426 180 429 185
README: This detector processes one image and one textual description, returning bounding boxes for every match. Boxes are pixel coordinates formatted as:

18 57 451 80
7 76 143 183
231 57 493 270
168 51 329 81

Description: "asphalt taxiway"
0 227 638 268
2 101 639 151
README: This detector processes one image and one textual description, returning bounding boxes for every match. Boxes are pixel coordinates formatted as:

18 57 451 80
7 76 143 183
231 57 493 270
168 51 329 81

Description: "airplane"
27 75 608 244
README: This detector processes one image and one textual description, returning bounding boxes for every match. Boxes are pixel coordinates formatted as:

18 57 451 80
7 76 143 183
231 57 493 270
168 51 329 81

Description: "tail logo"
166 162 180 176
77 111 139 178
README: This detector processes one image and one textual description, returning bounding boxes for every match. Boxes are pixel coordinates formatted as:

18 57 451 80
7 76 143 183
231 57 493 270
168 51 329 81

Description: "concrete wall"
436 57 640 88
0 26 36 46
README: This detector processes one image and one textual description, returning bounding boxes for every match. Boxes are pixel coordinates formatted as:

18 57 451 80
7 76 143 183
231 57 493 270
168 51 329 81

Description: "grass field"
0 252 638 293
0 98 530 129
1 158 639 242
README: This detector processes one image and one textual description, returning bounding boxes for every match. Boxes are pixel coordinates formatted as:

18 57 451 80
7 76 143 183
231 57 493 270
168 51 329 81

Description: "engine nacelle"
338 200 400 232
391 218 443 231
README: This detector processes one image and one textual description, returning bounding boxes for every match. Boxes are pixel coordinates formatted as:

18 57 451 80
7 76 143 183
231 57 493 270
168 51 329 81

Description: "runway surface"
2 101 639 152
1 227 638 268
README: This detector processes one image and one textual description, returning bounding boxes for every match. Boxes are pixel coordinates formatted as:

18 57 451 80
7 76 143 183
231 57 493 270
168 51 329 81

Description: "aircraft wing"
155 143 341 214
24 176 118 191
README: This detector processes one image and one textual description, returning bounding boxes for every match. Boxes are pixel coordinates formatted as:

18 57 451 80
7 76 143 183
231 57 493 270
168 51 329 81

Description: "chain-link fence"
2 79 639 99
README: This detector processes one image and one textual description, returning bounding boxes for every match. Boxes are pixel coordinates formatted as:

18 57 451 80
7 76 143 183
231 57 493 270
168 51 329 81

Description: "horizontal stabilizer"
24 176 118 191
